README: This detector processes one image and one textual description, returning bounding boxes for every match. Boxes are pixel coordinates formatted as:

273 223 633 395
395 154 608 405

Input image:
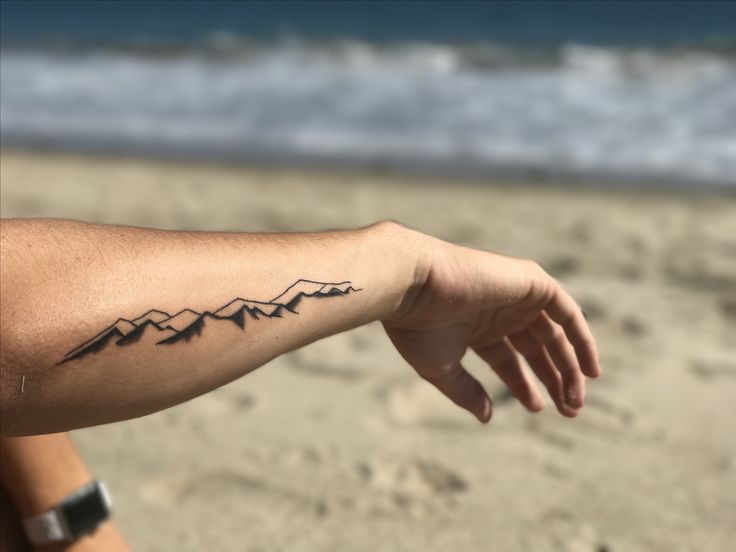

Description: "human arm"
0 433 130 551
0 219 599 435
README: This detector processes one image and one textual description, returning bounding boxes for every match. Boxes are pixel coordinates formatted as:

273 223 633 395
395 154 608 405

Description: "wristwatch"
22 480 112 545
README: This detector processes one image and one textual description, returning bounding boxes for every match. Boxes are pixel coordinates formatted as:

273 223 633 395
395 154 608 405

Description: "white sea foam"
1 42 734 186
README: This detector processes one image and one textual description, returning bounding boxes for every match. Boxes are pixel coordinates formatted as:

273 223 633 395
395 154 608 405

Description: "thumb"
422 364 493 423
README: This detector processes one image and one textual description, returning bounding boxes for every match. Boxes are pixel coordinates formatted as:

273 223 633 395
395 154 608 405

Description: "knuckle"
525 259 543 273
532 322 561 345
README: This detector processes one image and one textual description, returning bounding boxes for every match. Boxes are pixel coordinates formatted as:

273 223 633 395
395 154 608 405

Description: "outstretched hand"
383 236 600 423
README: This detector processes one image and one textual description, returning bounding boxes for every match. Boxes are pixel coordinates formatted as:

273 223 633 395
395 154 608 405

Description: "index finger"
544 283 601 379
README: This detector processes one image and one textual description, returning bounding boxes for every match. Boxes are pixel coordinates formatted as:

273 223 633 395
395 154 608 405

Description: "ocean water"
1 1 735 187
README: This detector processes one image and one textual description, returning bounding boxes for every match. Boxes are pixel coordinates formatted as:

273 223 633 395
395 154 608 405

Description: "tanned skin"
0 434 130 552
0 219 600 435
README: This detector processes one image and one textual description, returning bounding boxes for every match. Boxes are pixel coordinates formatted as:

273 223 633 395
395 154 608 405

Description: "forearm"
0 219 421 435
0 434 90 516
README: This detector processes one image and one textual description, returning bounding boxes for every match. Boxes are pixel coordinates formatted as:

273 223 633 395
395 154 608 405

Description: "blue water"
1 1 735 186
3 1 735 47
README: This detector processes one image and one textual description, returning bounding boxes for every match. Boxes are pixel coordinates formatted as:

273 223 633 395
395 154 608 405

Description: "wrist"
52 521 130 552
22 480 112 548
364 221 431 322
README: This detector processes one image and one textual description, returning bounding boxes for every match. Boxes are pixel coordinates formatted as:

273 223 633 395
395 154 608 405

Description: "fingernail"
479 400 492 423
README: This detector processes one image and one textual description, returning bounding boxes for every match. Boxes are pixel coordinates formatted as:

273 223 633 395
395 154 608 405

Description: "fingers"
544 284 601 379
423 364 493 423
529 312 586 408
508 329 579 417
473 339 545 412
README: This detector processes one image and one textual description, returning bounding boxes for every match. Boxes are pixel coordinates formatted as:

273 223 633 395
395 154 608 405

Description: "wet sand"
2 150 735 552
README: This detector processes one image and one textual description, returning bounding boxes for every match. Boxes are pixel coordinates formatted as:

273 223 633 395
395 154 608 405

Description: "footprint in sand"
528 389 655 452
380 378 475 430
719 296 736 322
620 315 647 337
524 394 632 453
356 455 467 496
286 333 374 382
349 454 467 518
544 255 580 279
288 350 364 382
557 524 610 552
525 417 577 451
584 394 635 427
690 356 736 381
188 390 257 418
139 468 322 520
578 297 607 322
348 332 374 352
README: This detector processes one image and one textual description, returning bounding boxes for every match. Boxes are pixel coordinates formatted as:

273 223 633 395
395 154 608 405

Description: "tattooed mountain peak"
271 280 357 309
160 309 202 332
132 309 171 325
215 299 283 318
115 319 176 346
57 280 361 365
110 319 137 335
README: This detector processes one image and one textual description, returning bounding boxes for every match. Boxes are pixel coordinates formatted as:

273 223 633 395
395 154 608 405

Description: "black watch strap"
23 480 112 544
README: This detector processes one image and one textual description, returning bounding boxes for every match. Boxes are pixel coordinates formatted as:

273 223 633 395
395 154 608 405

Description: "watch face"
60 483 110 539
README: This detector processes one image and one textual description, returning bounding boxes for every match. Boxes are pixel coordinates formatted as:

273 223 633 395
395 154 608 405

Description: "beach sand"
2 150 735 551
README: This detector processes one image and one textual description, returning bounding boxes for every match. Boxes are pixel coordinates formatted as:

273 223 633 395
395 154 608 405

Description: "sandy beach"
1 150 734 551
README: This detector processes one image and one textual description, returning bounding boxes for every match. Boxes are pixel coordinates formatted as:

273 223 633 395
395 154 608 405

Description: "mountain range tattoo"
57 279 361 365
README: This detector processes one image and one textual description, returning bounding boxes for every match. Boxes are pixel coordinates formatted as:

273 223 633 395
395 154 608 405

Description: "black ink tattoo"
58 280 361 365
